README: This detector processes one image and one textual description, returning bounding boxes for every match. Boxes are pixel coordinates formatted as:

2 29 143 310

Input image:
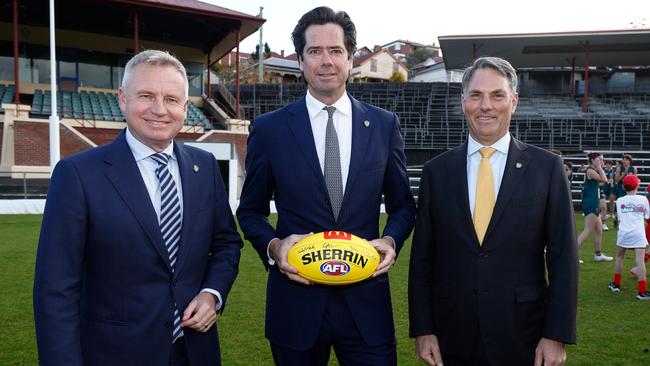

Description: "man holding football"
237 6 415 366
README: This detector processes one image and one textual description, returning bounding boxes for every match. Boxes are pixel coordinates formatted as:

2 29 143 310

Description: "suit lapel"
450 141 478 250
104 131 172 272
286 97 329 196
484 138 529 245
342 96 371 204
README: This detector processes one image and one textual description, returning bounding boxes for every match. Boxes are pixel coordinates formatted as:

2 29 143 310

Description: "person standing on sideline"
34 50 243 366
409 56 578 366
576 152 613 263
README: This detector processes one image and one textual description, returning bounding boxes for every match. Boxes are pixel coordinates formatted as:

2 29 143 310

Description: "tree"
406 48 435 68
211 63 236 84
251 42 272 61
389 71 406 83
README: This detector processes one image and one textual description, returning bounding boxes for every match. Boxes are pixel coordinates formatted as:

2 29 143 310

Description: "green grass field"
1 214 649 365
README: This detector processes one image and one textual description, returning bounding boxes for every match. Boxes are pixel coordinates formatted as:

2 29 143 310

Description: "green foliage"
1 214 649 365
251 42 272 61
406 48 435 68
389 71 406 83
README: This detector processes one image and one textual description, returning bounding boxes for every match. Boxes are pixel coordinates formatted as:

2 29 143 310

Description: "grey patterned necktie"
323 106 343 221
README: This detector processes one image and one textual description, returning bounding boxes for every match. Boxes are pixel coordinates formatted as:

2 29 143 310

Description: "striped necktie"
323 106 343 221
150 152 184 342
474 147 497 245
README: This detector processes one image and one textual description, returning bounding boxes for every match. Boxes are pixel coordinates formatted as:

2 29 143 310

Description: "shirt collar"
305 89 352 120
467 132 511 157
125 128 176 162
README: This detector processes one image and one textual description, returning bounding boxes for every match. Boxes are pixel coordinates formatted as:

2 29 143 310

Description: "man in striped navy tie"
34 50 243 366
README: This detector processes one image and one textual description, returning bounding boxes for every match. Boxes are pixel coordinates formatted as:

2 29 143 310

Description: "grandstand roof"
2 0 264 60
439 29 650 70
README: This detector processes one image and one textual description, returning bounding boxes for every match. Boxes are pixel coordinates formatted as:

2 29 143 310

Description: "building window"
393 62 399 72
395 43 401 51
371 59 377 72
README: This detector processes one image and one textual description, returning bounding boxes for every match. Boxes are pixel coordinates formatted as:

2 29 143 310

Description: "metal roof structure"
1 0 265 60
439 28 650 70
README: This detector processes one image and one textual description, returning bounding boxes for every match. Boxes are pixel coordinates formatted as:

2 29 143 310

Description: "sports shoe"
595 253 613 262
579 259 584 264
608 282 621 292
630 267 638 276
602 224 609 231
636 291 650 300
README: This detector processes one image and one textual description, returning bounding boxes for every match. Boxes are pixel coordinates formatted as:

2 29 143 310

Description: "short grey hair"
461 56 518 97
121 50 188 92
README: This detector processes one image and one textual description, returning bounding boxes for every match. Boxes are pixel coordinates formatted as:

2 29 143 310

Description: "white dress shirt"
305 89 353 192
126 128 183 221
126 128 222 310
266 91 354 265
466 132 511 218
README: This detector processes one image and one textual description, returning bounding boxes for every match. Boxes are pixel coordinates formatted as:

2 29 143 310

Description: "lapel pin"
515 162 523 169
193 164 200 173
363 120 370 127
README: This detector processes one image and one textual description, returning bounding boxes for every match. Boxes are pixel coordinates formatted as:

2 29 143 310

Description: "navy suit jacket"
34 131 242 366
237 95 416 350
409 138 578 365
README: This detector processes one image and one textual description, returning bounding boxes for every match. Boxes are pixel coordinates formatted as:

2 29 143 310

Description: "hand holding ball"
287 231 380 285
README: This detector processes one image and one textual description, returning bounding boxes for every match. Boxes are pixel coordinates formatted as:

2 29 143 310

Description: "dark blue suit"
34 131 242 365
237 95 415 356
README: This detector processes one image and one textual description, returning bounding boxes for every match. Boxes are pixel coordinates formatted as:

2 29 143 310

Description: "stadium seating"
0 84 16 112
28 90 211 128
234 83 650 152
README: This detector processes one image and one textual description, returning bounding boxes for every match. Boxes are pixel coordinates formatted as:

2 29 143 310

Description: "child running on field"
609 175 650 300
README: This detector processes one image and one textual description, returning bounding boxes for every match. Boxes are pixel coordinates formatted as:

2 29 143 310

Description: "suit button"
479 252 488 258
172 279 178 287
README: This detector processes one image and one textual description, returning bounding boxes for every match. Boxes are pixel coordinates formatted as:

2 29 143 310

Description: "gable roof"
353 49 409 70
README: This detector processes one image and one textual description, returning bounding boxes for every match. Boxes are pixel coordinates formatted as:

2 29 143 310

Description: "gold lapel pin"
515 162 523 169
363 120 370 127
193 164 200 173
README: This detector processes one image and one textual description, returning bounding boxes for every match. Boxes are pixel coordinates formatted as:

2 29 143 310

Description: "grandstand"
28 89 212 128
234 82 650 154
0 0 265 203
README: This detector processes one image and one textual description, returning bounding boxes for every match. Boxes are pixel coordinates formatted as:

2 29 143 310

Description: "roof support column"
206 53 213 100
134 12 139 54
235 27 241 119
582 41 590 113
12 0 20 104
570 57 575 100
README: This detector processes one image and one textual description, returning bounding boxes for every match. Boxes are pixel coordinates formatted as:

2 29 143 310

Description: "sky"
204 0 649 55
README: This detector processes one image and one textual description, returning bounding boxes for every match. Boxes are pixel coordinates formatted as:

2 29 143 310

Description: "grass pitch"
0 214 648 365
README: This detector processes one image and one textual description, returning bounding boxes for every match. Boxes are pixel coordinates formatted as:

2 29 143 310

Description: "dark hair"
587 152 601 164
623 154 633 164
291 6 357 61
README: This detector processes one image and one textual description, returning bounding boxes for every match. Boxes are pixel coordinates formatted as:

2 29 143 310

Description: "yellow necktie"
474 147 497 245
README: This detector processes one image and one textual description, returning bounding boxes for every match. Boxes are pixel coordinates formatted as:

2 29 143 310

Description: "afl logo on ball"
320 261 350 276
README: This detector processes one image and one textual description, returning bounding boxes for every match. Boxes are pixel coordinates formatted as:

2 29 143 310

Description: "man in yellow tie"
408 56 578 366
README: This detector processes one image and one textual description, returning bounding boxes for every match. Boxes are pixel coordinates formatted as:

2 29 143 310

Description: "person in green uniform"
577 152 613 262
599 160 613 231
613 154 638 227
